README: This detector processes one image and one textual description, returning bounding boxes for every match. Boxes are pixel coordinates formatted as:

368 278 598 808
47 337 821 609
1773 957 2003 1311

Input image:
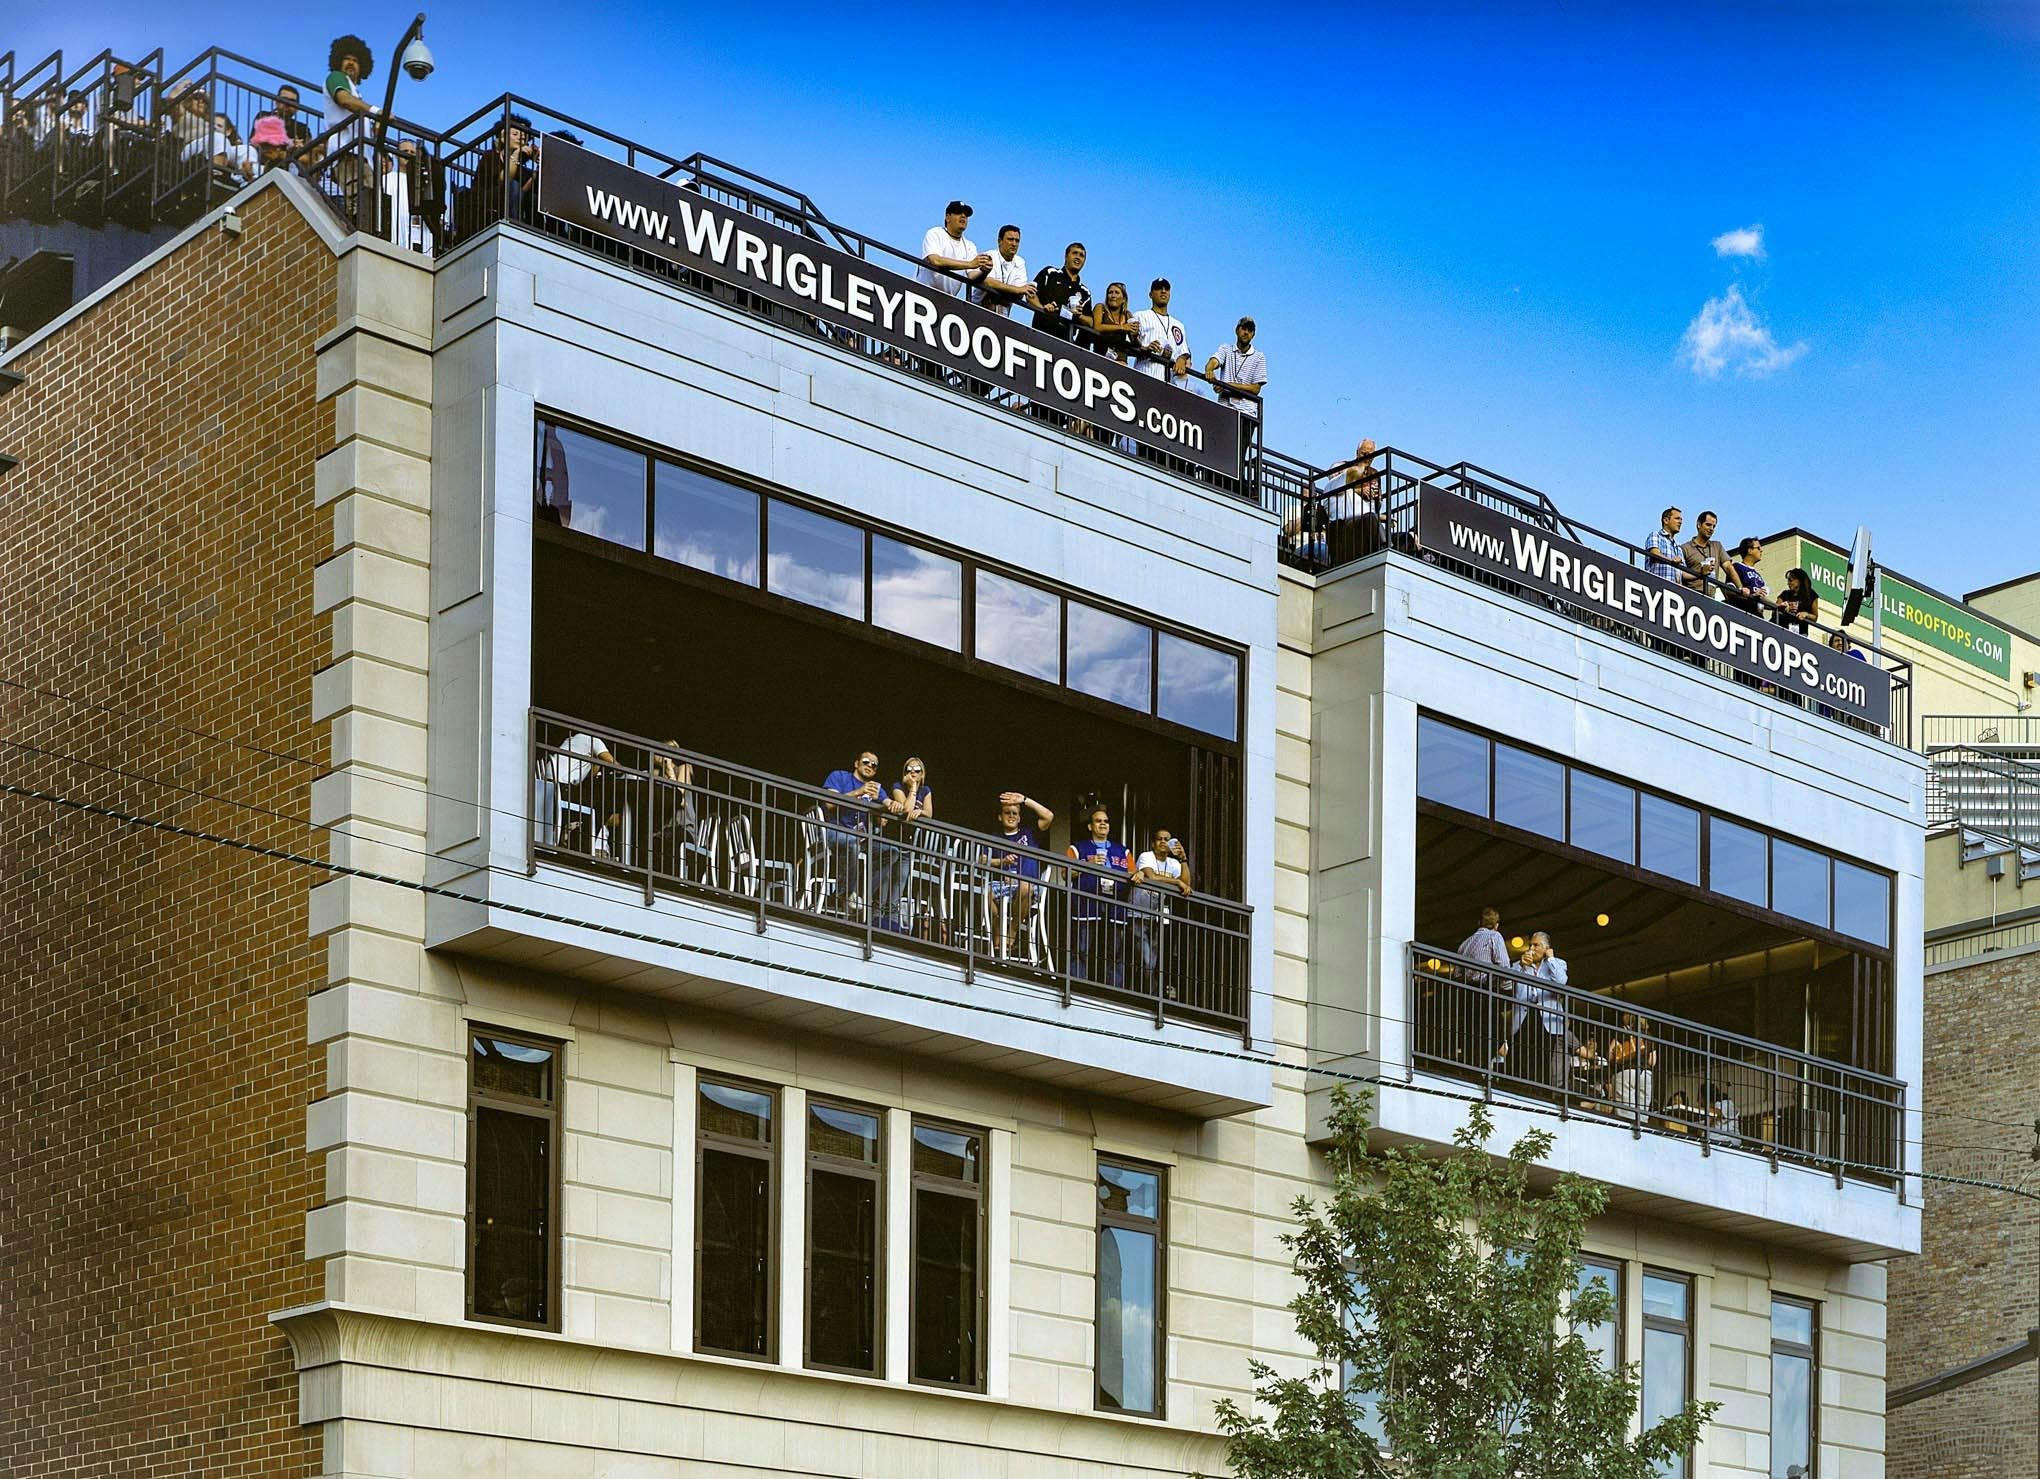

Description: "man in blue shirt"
1067 806 1134 986
820 750 883 914
1644 507 1684 581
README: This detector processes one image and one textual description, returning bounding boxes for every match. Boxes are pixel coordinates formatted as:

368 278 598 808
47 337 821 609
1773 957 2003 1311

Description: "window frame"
531 413 1247 748
464 1025 565 1333
1569 1254 1625 1371
907 1116 987 1393
1414 712 1895 955
1770 1294 1820 1479
1094 1154 1169 1419
693 1074 780 1363
1640 1267 1695 1479
803 1096 887 1379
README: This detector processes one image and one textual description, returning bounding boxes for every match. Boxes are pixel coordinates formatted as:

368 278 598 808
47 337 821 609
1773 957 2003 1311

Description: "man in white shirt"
918 200 991 298
1204 317 1268 418
1506 931 1571 1091
1131 828 1193 987
976 224 1039 318
1131 279 1192 388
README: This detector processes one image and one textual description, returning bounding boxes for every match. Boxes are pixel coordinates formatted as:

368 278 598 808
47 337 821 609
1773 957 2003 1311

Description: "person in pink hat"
250 114 295 175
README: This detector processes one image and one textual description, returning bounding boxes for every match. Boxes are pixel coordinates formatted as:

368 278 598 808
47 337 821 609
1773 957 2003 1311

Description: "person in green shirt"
321 34 377 188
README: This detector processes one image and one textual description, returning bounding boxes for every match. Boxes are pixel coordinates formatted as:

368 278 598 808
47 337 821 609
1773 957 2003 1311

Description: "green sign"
1798 543 2011 678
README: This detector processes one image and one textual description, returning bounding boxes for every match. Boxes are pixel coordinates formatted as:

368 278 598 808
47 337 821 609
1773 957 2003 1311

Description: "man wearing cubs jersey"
1131 278 1192 388
1067 806 1134 986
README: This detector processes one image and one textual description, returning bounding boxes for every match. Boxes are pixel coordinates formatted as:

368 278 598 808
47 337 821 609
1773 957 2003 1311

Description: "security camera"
401 39 435 81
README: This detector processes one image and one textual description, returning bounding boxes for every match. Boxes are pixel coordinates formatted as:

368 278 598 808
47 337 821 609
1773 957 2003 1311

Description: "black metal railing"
1922 714 2040 753
1408 944 1904 1185
527 710 1253 1041
1925 746 2040 844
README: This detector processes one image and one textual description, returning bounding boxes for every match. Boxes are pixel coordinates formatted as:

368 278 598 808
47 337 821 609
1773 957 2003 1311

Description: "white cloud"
1678 284 1808 379
1711 223 1766 260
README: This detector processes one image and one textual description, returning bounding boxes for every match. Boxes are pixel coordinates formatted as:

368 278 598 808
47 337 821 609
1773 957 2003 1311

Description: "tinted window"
1639 794 1701 885
1097 1224 1157 1414
653 462 758 584
974 572 1060 683
1494 744 1564 836
698 1145 773 1357
1067 602 1152 712
870 536 961 650
911 1187 980 1387
912 1124 981 1182
1569 772 1636 865
1771 840 1830 928
1642 1326 1690 1479
471 1109 551 1325
1571 1259 1621 1371
1709 819 1768 907
545 425 645 549
1416 718 1490 814
1157 633 1239 740
1833 860 1889 947
767 500 864 618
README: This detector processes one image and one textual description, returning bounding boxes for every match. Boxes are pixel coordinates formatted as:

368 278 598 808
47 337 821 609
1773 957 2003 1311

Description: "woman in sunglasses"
877 757 936 933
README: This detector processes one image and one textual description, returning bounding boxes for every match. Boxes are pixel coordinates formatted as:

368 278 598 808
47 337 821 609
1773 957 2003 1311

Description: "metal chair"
724 811 794 905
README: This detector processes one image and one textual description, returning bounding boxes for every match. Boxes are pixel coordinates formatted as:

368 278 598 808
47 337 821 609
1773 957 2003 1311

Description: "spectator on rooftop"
1644 507 1684 582
263 84 315 150
976 224 1038 318
1774 567 1818 635
1727 536 1768 615
918 200 991 298
251 115 295 175
1091 281 1141 363
1030 242 1092 343
1131 278 1192 388
985 792 1054 957
323 34 378 187
1679 509 1741 600
475 113 539 224
822 749 885 913
215 113 255 179
875 757 934 934
1130 827 1193 989
1204 317 1267 419
1068 806 1134 986
166 83 213 159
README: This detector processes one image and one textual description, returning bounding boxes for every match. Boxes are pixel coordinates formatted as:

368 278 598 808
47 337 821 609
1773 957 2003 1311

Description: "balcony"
1408 944 1903 1185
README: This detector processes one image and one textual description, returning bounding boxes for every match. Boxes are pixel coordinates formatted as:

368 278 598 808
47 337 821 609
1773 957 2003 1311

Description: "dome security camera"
401 38 435 81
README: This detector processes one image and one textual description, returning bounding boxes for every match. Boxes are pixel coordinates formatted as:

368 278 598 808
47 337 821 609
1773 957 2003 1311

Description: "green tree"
1215 1087 1715 1478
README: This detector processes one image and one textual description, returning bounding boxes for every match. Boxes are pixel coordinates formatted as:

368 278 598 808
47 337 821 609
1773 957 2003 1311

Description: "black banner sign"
537 139 1244 476
1417 490 1893 727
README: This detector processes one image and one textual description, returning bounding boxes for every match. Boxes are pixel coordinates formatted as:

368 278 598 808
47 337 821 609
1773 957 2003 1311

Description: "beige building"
0 48 1933 1478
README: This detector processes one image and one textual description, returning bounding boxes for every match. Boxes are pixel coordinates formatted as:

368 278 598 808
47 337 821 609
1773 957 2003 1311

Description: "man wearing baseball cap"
1205 317 1268 419
1131 279 1192 389
918 200 992 298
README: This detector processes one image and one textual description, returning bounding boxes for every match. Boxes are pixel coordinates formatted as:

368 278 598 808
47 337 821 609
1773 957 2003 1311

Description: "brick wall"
1887 947 2040 1479
0 188 334 1477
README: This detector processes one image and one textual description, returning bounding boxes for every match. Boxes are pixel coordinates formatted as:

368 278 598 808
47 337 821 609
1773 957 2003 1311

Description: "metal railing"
1407 944 1904 1185
1271 450 1913 743
1922 714 2040 753
527 710 1253 1041
1926 919 2040 968
1925 747 2040 844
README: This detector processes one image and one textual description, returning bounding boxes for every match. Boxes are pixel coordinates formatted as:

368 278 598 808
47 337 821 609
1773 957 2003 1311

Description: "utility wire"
4 771 2033 1202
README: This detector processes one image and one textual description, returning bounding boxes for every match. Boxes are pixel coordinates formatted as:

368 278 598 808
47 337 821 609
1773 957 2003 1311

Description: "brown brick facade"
1887 948 2040 1479
0 188 334 1476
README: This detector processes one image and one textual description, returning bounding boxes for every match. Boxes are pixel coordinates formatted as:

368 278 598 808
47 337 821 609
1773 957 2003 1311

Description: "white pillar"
884 1109 913 1384
779 1085 807 1371
669 1060 697 1354
987 1127 1013 1398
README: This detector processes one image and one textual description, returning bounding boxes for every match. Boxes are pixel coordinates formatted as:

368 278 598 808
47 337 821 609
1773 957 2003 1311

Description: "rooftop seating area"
0 41 1913 746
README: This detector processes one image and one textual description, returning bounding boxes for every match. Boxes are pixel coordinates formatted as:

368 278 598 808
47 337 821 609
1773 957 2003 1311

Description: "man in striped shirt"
1644 506 1684 581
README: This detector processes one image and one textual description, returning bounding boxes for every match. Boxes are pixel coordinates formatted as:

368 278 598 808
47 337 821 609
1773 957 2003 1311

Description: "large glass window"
542 423 645 550
653 462 759 584
767 500 864 618
1771 841 1830 929
973 572 1060 684
1770 1296 1817 1479
1570 771 1636 865
1067 602 1153 712
1832 860 1890 948
1157 632 1238 741
696 1079 777 1360
1641 1271 1693 1479
1709 818 1769 908
1494 743 1564 837
1096 1159 1165 1417
871 536 962 650
910 1121 984 1389
1570 1255 1623 1371
1639 794 1702 885
1417 717 1490 814
806 1100 883 1377
467 1030 561 1330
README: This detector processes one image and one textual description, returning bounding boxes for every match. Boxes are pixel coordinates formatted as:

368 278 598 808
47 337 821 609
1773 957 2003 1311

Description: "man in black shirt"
1030 242 1092 345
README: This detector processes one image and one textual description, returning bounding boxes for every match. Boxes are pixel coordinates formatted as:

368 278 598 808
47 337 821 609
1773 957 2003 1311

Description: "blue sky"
18 2 2039 598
